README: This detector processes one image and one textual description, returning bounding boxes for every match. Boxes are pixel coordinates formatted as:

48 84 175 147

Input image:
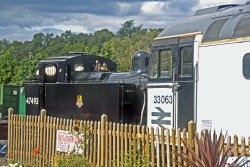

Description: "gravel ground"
0 158 7 166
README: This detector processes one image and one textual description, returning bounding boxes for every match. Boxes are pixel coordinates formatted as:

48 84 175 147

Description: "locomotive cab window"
160 49 172 78
36 69 39 76
45 64 57 76
179 46 193 78
74 64 84 72
243 53 250 79
44 64 57 83
149 51 159 78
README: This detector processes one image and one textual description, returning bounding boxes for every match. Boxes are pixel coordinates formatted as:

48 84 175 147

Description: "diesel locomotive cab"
25 51 150 124
147 34 200 130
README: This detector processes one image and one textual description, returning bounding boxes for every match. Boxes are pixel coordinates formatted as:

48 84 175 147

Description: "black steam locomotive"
25 51 150 124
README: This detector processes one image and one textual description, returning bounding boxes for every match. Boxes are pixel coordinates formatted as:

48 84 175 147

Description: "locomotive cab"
37 52 117 84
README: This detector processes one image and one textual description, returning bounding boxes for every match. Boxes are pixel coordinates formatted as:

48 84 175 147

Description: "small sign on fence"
56 130 74 152
56 130 84 154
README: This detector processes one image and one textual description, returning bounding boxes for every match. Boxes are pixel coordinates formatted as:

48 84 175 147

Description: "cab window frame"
149 50 159 79
160 49 173 79
178 43 194 81
149 47 174 82
179 46 193 78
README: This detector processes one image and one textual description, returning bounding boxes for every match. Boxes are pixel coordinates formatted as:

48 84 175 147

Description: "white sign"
56 130 84 154
147 87 173 130
201 120 212 131
56 130 74 152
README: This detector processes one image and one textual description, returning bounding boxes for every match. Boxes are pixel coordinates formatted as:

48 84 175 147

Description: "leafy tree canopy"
116 20 146 37
0 20 163 85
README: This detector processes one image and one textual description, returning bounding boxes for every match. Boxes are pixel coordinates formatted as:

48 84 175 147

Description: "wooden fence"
7 108 250 167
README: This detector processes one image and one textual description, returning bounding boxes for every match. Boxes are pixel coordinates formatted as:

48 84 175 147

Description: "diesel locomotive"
146 1 250 137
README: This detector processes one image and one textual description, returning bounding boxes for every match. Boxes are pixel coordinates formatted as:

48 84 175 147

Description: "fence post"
188 120 196 148
8 107 14 118
40 109 46 118
101 114 108 167
8 108 14 163
40 109 46 166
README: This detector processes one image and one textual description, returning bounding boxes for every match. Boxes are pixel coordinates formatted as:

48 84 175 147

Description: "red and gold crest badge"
76 95 83 108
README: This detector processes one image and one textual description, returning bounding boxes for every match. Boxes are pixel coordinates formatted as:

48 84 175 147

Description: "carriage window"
149 51 159 78
243 53 250 79
74 64 84 72
160 50 172 78
45 64 57 76
36 69 39 76
180 46 193 77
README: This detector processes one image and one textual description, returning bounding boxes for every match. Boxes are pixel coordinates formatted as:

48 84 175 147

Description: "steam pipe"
139 74 147 125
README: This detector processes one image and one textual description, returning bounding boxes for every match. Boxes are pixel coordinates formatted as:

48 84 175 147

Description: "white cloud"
29 25 90 34
116 2 132 14
51 25 89 33
140 1 168 15
1 0 248 41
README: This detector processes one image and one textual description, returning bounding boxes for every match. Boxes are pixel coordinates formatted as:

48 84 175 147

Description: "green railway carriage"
0 85 26 118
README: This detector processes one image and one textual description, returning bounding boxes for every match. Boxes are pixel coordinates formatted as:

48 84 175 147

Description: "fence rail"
7 108 250 166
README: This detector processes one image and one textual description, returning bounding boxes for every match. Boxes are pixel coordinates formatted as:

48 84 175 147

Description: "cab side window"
243 53 250 79
180 46 193 78
149 51 159 78
160 50 172 78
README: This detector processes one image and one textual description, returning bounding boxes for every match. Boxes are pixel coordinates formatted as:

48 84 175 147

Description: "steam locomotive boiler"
25 51 150 124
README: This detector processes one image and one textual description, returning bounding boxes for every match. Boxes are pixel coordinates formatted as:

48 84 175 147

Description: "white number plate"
26 97 39 105
147 87 173 129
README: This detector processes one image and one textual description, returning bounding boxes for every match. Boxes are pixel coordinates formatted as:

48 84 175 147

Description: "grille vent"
233 14 250 38
203 18 229 42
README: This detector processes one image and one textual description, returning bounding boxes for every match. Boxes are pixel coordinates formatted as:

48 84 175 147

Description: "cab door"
177 42 195 129
147 34 201 130
147 42 179 130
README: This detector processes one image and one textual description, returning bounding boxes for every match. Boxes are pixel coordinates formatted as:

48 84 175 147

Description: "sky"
0 0 246 41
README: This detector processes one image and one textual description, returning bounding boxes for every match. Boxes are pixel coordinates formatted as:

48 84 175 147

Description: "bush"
173 130 250 167
54 121 93 167
55 154 93 167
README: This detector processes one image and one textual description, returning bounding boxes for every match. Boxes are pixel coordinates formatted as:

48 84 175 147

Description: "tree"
32 33 45 48
61 30 77 44
0 51 17 85
101 40 114 59
94 29 114 52
0 21 164 84
11 52 48 85
117 20 146 38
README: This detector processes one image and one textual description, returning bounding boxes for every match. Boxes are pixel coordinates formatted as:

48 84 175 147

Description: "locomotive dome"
132 50 150 73
157 1 250 42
